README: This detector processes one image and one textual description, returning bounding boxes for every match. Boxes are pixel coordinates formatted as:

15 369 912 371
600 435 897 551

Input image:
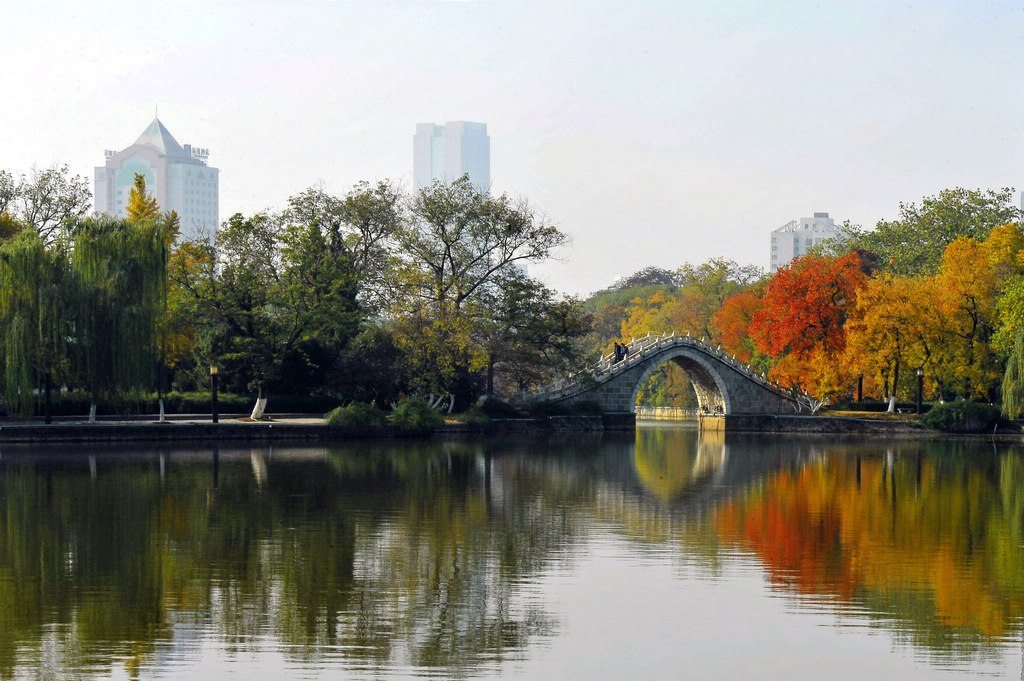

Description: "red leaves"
750 252 866 360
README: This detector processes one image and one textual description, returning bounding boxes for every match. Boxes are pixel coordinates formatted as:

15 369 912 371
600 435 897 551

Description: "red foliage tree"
750 252 866 360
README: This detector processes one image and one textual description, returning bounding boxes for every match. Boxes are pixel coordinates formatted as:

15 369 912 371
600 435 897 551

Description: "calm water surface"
1 425 1023 679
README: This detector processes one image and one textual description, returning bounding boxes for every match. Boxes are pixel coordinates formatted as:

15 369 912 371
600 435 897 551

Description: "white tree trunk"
251 397 268 420
158 398 166 423
887 395 897 414
89 403 97 424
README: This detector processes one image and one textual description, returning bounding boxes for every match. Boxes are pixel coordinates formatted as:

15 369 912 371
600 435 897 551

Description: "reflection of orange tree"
715 455 1024 642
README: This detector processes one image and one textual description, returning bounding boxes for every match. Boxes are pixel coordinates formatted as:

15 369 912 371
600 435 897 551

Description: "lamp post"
916 367 924 415
210 365 219 424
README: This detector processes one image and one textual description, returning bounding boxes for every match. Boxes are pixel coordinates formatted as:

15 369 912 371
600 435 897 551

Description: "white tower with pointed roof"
95 118 219 240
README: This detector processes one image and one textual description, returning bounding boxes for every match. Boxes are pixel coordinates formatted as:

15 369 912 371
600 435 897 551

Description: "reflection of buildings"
94 118 220 240
413 121 490 191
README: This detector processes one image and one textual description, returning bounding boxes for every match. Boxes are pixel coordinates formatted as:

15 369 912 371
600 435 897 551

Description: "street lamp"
210 365 219 424
916 367 924 415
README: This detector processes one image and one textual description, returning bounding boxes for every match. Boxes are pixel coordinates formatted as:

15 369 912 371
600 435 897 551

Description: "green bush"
455 406 492 425
325 402 387 427
921 400 1001 433
390 396 444 432
476 397 524 418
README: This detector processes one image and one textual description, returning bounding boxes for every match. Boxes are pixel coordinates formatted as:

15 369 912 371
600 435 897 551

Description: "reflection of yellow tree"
633 428 724 502
715 454 1024 643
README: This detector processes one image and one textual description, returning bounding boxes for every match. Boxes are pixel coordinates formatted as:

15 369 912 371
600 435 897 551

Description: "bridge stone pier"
526 332 801 422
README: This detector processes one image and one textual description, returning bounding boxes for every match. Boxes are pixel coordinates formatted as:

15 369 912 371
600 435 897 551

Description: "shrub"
476 397 524 418
325 402 387 427
391 396 444 432
921 400 1001 433
455 406 491 425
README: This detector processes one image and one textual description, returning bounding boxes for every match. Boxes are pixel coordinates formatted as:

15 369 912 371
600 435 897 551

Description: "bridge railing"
521 331 796 404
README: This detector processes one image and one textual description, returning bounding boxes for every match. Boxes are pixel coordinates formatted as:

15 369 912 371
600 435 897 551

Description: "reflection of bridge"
528 332 801 416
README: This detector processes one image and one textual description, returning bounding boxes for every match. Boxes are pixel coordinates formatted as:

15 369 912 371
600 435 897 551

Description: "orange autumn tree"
714 282 769 371
749 252 867 403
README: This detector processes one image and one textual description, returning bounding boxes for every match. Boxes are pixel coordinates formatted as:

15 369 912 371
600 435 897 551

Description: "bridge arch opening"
629 349 731 415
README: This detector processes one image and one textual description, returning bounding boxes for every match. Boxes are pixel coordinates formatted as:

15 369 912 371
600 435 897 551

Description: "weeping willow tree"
1002 330 1024 418
70 216 170 419
125 173 179 421
0 229 69 420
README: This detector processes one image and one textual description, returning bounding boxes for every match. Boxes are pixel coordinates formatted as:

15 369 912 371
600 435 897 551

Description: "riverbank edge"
0 413 637 444
695 413 1018 438
0 412 1013 444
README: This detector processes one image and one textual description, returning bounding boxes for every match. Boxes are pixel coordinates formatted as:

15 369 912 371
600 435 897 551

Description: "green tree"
172 212 360 418
0 230 69 419
843 187 1021 276
477 271 593 396
285 180 402 311
388 177 571 399
70 216 171 419
0 165 92 244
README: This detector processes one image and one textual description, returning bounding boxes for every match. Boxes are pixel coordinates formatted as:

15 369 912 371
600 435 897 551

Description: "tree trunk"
487 357 495 397
44 372 52 425
89 403 97 424
157 367 165 423
887 359 901 414
250 384 268 420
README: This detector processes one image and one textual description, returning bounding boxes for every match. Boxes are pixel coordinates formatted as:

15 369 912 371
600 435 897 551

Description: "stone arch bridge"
527 332 803 416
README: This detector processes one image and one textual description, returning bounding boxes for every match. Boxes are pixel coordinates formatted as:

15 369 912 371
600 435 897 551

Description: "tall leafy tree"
172 212 360 418
476 271 592 396
285 180 402 311
70 216 171 418
0 231 69 420
750 252 867 401
843 187 1020 276
0 165 92 244
388 176 571 399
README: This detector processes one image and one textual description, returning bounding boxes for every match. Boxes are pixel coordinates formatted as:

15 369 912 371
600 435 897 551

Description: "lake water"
0 425 1023 679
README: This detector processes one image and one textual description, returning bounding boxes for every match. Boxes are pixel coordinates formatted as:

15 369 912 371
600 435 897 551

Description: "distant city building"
769 212 841 271
94 118 219 240
413 121 490 191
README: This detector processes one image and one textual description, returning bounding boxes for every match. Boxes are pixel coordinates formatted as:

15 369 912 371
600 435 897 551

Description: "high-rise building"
94 118 219 239
413 121 490 191
769 212 841 271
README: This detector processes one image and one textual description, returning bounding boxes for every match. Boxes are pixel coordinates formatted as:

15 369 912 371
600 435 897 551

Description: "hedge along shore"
0 413 637 444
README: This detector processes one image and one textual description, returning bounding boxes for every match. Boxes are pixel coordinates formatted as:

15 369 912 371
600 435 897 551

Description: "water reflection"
0 431 1020 678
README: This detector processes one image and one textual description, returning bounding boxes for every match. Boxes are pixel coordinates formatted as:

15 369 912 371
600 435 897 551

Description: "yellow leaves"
619 291 677 341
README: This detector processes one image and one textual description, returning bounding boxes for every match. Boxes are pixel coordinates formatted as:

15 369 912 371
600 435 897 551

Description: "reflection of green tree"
2 436 1022 677
0 441 590 677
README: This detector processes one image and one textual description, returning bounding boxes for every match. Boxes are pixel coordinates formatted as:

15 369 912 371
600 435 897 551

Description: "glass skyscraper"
413 121 490 191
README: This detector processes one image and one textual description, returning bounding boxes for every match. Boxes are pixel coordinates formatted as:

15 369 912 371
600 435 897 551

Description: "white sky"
3 0 1023 296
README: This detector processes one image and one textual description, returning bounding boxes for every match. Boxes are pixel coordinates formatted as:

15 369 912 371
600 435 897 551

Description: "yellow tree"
126 173 159 225
933 237 1003 399
845 274 928 411
618 290 677 344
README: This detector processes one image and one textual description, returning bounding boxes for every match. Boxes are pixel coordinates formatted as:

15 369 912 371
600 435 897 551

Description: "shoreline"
0 412 1014 444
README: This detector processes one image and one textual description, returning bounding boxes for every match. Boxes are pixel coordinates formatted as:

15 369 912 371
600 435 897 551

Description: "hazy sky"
3 0 1023 295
